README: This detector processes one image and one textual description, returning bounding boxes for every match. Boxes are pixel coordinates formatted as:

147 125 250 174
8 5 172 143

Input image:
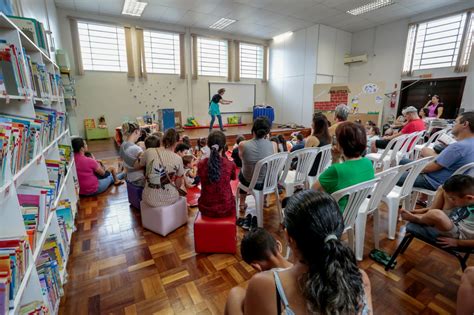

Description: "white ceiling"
55 0 472 39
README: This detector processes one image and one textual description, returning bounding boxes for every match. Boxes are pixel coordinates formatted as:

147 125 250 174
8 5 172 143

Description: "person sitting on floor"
144 134 160 149
231 135 245 168
195 137 210 160
313 122 375 211
225 190 372 315
197 131 237 218
175 143 191 157
119 121 145 187
397 111 474 191
182 155 200 188
328 103 350 138
371 106 425 153
458 267 474 315
73 137 125 196
84 151 124 185
400 174 474 248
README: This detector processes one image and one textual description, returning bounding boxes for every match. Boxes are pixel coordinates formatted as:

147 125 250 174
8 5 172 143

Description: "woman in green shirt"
313 122 375 211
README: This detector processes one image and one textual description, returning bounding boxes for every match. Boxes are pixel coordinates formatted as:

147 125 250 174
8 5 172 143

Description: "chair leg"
235 189 240 218
373 209 380 250
385 234 414 271
285 184 294 198
275 187 283 224
387 197 400 240
347 228 355 251
426 194 435 208
355 212 368 261
255 192 264 228
406 192 417 212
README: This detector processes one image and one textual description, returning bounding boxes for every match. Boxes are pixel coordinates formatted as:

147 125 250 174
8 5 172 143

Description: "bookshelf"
0 13 78 315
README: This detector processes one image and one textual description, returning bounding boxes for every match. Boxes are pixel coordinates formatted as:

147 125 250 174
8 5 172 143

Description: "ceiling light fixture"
209 18 236 30
122 0 148 17
347 0 393 16
273 31 293 42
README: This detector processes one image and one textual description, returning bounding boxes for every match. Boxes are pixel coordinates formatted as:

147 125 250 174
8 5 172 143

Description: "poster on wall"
313 81 386 125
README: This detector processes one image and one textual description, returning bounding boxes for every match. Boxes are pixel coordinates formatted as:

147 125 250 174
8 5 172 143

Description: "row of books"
0 109 66 186
8 16 50 56
46 159 67 197
56 200 74 255
19 300 48 315
37 235 64 311
0 38 60 99
0 237 29 314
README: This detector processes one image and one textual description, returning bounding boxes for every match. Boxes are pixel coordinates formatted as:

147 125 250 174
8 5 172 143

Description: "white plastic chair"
279 147 320 197
366 134 408 170
305 144 332 188
413 128 447 160
399 131 425 162
410 161 474 210
382 156 434 240
236 152 288 227
331 179 380 251
354 167 401 261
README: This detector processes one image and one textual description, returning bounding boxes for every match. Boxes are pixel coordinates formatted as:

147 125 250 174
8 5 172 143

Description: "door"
398 77 466 119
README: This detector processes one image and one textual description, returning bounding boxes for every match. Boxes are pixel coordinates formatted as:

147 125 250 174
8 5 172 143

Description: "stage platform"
182 123 311 146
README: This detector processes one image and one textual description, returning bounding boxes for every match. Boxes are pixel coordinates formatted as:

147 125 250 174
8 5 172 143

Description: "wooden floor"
59 139 471 315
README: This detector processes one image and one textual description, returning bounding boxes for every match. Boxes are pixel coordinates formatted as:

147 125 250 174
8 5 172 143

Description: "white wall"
349 2 474 121
56 9 267 137
267 24 352 126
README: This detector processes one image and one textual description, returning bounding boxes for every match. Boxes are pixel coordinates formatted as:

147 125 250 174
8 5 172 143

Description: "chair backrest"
249 152 288 194
388 134 409 166
453 162 474 176
367 166 402 212
402 131 425 157
425 128 447 147
397 156 434 198
280 147 320 185
316 144 332 174
331 178 380 230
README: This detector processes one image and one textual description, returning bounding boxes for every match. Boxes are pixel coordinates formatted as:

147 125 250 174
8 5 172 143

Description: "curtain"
262 45 268 82
191 34 198 80
227 39 233 81
124 26 135 77
135 27 147 78
401 24 417 77
179 33 186 79
455 11 473 73
69 18 84 75
234 40 240 82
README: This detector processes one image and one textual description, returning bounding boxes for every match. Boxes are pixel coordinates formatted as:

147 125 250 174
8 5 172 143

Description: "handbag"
155 149 187 197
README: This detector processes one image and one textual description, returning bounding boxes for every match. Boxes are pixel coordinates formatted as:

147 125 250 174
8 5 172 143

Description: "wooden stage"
181 123 311 146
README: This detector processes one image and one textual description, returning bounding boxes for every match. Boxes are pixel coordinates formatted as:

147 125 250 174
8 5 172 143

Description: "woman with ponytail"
226 190 372 315
197 131 237 217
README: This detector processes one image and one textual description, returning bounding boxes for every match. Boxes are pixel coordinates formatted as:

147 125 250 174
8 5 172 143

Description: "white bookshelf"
0 13 78 315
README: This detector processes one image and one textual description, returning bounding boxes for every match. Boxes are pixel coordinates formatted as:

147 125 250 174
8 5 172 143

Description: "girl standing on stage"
209 88 232 132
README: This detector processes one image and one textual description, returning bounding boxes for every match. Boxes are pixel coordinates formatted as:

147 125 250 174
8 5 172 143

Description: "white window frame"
197 37 228 77
143 29 180 75
240 43 264 79
77 21 128 72
402 11 473 73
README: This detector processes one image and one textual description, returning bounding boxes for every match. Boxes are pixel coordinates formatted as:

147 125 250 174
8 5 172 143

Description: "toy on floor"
185 117 200 127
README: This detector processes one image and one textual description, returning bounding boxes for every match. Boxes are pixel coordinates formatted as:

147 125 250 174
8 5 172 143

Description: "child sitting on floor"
195 137 210 160
182 155 200 188
144 134 160 149
175 143 191 157
231 135 245 168
84 152 124 185
401 174 474 247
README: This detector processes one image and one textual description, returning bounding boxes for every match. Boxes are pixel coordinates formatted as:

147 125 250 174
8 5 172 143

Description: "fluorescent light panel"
273 31 293 42
122 0 148 17
347 0 393 16
209 18 236 30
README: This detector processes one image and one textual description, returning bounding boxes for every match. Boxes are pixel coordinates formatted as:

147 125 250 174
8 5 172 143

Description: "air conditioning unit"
344 54 368 65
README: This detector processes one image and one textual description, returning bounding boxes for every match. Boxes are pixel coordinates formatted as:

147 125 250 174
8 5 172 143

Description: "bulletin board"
313 81 386 125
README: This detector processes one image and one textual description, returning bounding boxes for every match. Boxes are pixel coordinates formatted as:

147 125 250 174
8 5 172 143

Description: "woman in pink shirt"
423 95 444 118
72 137 125 196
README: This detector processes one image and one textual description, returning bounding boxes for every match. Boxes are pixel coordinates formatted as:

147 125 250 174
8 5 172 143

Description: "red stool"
194 212 236 254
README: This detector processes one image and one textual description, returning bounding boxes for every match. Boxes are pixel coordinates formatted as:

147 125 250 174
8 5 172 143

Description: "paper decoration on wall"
129 78 179 112
375 96 383 104
351 96 359 113
363 83 378 94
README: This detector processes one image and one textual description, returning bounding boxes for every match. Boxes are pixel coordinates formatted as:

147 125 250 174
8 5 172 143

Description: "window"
240 43 264 79
197 37 228 76
143 30 180 74
403 12 474 73
77 21 127 72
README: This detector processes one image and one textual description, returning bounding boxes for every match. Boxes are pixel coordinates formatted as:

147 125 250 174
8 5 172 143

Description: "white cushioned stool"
140 197 187 236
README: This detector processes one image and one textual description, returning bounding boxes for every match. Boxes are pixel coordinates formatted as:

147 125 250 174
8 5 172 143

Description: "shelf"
52 160 75 209
9 253 36 315
0 94 29 101
0 129 69 196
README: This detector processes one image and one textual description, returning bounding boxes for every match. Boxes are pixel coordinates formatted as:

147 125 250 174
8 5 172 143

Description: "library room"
0 0 474 314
